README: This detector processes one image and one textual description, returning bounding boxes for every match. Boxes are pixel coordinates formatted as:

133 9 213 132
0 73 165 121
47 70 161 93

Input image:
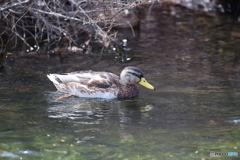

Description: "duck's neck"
117 85 139 98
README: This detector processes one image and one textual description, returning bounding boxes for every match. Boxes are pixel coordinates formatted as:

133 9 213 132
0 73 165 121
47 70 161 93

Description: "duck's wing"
87 72 120 88
47 71 91 85
47 71 119 89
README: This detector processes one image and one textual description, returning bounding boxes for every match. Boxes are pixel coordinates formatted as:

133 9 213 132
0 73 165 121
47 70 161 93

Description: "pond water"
1 4 240 160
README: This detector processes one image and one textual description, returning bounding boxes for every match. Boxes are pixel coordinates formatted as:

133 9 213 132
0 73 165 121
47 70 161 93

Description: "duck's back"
47 71 120 98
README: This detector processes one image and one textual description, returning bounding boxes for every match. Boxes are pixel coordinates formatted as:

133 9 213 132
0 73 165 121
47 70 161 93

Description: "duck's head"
119 66 155 90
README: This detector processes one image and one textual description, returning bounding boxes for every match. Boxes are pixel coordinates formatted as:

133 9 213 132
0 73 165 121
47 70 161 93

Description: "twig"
0 0 30 12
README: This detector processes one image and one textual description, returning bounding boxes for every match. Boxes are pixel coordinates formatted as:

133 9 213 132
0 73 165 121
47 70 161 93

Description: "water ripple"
0 151 19 158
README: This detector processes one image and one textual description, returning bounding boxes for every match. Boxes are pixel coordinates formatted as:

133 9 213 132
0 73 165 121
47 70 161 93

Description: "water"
1 4 240 160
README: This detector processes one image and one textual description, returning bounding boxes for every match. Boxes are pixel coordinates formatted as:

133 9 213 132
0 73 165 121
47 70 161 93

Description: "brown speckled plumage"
47 66 154 99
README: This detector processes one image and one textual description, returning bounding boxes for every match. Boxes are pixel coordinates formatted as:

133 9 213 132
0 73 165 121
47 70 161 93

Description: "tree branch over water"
0 0 159 52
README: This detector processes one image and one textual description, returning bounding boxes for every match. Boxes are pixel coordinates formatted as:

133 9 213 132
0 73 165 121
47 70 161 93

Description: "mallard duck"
47 66 154 99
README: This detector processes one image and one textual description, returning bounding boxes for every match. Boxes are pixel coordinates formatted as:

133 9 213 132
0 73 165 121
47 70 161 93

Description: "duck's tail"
47 74 61 85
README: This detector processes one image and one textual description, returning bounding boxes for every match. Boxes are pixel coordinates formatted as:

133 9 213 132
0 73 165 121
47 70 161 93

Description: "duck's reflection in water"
46 91 154 143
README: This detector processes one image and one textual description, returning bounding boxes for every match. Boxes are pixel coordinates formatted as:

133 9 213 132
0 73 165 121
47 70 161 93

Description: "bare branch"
0 0 30 12
0 0 159 53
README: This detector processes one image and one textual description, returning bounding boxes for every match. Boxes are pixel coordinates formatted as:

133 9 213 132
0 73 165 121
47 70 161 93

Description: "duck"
47 66 154 99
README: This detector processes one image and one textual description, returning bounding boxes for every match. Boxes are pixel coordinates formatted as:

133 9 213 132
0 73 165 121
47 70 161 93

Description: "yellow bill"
138 78 155 90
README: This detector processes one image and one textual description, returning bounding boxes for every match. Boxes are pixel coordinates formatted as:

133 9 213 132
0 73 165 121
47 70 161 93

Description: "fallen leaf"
231 31 240 37
17 86 33 92
208 120 215 123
